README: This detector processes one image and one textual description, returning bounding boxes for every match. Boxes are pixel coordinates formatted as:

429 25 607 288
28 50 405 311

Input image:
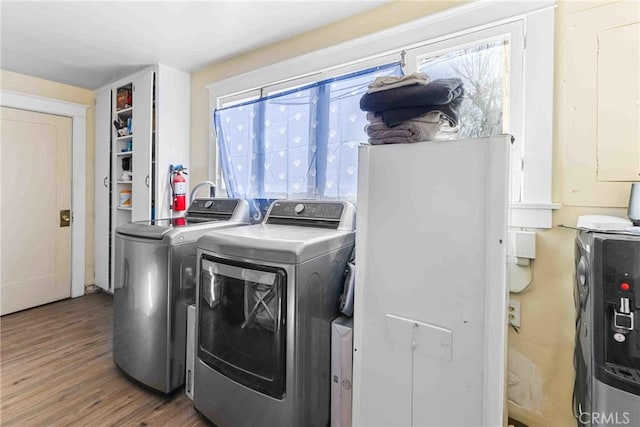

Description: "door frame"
1 90 87 298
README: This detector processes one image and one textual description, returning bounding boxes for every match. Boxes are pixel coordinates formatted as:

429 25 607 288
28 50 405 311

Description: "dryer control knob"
204 200 214 209
294 203 305 214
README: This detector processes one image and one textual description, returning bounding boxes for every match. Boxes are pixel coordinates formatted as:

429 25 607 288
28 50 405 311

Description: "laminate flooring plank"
0 292 209 426
122 391 197 426
11 361 120 425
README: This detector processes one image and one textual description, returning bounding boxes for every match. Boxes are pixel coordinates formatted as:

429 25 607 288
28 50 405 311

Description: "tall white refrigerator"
352 135 511 426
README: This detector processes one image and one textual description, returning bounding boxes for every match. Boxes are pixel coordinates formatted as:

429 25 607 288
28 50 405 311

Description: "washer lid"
115 217 221 240
115 198 250 240
197 223 355 264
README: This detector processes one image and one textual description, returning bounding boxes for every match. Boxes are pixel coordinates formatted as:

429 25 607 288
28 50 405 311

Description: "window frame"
405 21 525 205
207 1 557 228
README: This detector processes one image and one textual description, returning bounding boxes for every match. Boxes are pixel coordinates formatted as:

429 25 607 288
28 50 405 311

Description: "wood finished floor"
0 292 210 426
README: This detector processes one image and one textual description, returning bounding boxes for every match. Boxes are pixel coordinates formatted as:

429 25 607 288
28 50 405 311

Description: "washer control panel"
269 201 344 220
188 198 239 216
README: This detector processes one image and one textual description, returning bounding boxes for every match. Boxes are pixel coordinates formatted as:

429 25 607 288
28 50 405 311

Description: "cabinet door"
131 71 153 222
596 22 639 182
94 89 111 291
563 1 640 206
155 64 191 219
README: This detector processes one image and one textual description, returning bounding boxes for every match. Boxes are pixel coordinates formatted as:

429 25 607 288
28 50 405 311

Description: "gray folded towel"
366 111 441 124
367 72 430 94
380 95 464 127
360 78 464 111
365 118 442 145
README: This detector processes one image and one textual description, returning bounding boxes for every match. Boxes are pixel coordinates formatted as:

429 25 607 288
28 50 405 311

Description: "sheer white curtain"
214 63 403 220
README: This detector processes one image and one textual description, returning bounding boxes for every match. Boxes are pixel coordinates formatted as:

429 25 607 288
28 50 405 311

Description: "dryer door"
198 255 287 399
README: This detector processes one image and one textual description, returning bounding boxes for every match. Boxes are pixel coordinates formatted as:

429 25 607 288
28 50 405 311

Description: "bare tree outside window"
418 39 509 138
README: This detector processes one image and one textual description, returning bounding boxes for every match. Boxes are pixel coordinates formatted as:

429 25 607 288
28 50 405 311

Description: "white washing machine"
113 198 249 393
193 200 355 427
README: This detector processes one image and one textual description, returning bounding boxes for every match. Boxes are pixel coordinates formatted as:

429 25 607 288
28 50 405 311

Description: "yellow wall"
509 1 637 425
0 70 96 287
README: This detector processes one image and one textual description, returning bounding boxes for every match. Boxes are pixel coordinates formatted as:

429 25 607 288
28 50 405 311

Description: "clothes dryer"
113 198 249 393
193 200 355 427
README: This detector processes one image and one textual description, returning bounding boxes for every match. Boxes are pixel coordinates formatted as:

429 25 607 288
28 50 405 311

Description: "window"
208 1 556 228
214 64 402 219
416 38 509 138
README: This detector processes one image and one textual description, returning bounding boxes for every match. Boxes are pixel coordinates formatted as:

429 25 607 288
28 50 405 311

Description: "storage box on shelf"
116 86 132 110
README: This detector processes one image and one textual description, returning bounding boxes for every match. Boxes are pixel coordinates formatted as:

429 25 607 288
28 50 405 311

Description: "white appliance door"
353 136 510 427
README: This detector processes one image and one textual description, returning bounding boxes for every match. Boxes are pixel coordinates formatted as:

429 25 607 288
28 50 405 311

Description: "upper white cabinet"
595 22 640 183
563 1 640 207
94 64 190 292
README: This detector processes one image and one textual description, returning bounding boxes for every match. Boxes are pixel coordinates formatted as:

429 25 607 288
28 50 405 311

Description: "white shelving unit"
112 81 137 230
94 64 190 292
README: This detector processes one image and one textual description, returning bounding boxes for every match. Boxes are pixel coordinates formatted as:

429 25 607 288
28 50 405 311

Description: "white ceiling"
1 1 389 90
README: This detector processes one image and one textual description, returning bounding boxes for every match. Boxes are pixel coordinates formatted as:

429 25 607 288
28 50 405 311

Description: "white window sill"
509 202 561 229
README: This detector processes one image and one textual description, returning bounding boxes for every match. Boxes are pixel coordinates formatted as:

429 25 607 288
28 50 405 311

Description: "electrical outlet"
508 301 521 327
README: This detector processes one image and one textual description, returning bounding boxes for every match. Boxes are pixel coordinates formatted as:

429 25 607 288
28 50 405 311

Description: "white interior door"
1 107 72 315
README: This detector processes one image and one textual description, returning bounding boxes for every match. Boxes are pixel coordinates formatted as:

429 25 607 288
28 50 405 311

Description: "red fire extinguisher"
170 164 188 213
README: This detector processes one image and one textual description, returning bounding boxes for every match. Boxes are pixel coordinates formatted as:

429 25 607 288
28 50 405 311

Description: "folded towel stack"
360 73 464 145
365 112 441 145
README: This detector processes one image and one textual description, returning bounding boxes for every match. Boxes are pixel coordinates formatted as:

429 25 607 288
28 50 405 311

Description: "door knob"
60 210 71 227
103 176 109 187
